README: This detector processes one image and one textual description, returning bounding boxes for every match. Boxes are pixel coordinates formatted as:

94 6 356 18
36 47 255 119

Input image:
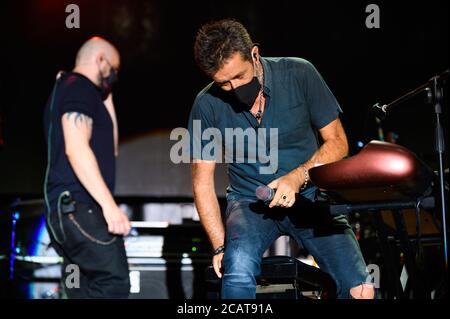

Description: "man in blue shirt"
188 19 374 299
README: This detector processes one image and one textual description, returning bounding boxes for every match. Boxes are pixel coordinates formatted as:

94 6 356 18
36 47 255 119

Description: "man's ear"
96 53 105 66
252 46 260 63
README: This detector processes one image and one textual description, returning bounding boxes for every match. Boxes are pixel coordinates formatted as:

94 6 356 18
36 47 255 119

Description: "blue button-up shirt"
188 57 342 201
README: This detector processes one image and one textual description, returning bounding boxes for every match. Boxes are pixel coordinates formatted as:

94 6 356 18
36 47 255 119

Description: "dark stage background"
0 0 448 197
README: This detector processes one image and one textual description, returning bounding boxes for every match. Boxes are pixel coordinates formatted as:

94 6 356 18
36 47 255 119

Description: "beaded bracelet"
299 165 309 191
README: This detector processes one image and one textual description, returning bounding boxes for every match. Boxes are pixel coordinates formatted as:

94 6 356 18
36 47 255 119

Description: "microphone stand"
372 69 449 270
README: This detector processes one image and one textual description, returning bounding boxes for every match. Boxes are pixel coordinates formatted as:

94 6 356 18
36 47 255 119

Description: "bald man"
43 37 130 298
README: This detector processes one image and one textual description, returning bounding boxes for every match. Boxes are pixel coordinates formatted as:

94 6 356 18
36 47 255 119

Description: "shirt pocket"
274 102 308 133
269 102 307 142
269 102 310 150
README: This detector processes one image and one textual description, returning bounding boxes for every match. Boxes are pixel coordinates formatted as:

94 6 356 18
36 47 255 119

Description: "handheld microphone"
255 185 274 202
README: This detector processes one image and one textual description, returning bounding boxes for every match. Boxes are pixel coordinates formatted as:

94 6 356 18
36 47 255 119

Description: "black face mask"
232 76 261 109
98 65 117 100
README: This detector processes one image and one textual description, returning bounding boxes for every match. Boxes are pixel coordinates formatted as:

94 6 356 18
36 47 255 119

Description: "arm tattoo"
65 112 93 128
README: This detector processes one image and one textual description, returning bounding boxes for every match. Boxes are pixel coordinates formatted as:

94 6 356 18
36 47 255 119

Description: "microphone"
255 185 274 202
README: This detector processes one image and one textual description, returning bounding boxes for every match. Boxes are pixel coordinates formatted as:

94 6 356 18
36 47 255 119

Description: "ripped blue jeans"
221 195 370 299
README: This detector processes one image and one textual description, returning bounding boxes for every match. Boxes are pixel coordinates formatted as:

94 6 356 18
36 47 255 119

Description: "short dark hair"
194 19 254 77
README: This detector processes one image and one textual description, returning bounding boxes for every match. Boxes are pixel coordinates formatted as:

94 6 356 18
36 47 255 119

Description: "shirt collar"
260 57 273 96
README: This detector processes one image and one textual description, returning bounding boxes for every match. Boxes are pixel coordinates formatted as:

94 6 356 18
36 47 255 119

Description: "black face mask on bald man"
97 59 118 100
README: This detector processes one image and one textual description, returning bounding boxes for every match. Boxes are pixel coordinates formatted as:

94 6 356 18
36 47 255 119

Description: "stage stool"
205 255 336 299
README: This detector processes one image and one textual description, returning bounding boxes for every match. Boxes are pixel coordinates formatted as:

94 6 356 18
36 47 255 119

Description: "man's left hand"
267 170 302 208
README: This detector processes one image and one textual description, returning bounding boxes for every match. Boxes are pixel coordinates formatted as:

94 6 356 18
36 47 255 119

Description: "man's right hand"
102 204 131 236
213 252 224 278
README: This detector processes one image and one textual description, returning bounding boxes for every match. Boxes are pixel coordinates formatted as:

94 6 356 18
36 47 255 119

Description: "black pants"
47 201 130 299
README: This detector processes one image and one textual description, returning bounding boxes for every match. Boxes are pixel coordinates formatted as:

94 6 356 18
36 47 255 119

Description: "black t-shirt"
43 72 115 210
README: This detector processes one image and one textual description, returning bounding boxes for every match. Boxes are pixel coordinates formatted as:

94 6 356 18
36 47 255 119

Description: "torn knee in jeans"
350 283 375 299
